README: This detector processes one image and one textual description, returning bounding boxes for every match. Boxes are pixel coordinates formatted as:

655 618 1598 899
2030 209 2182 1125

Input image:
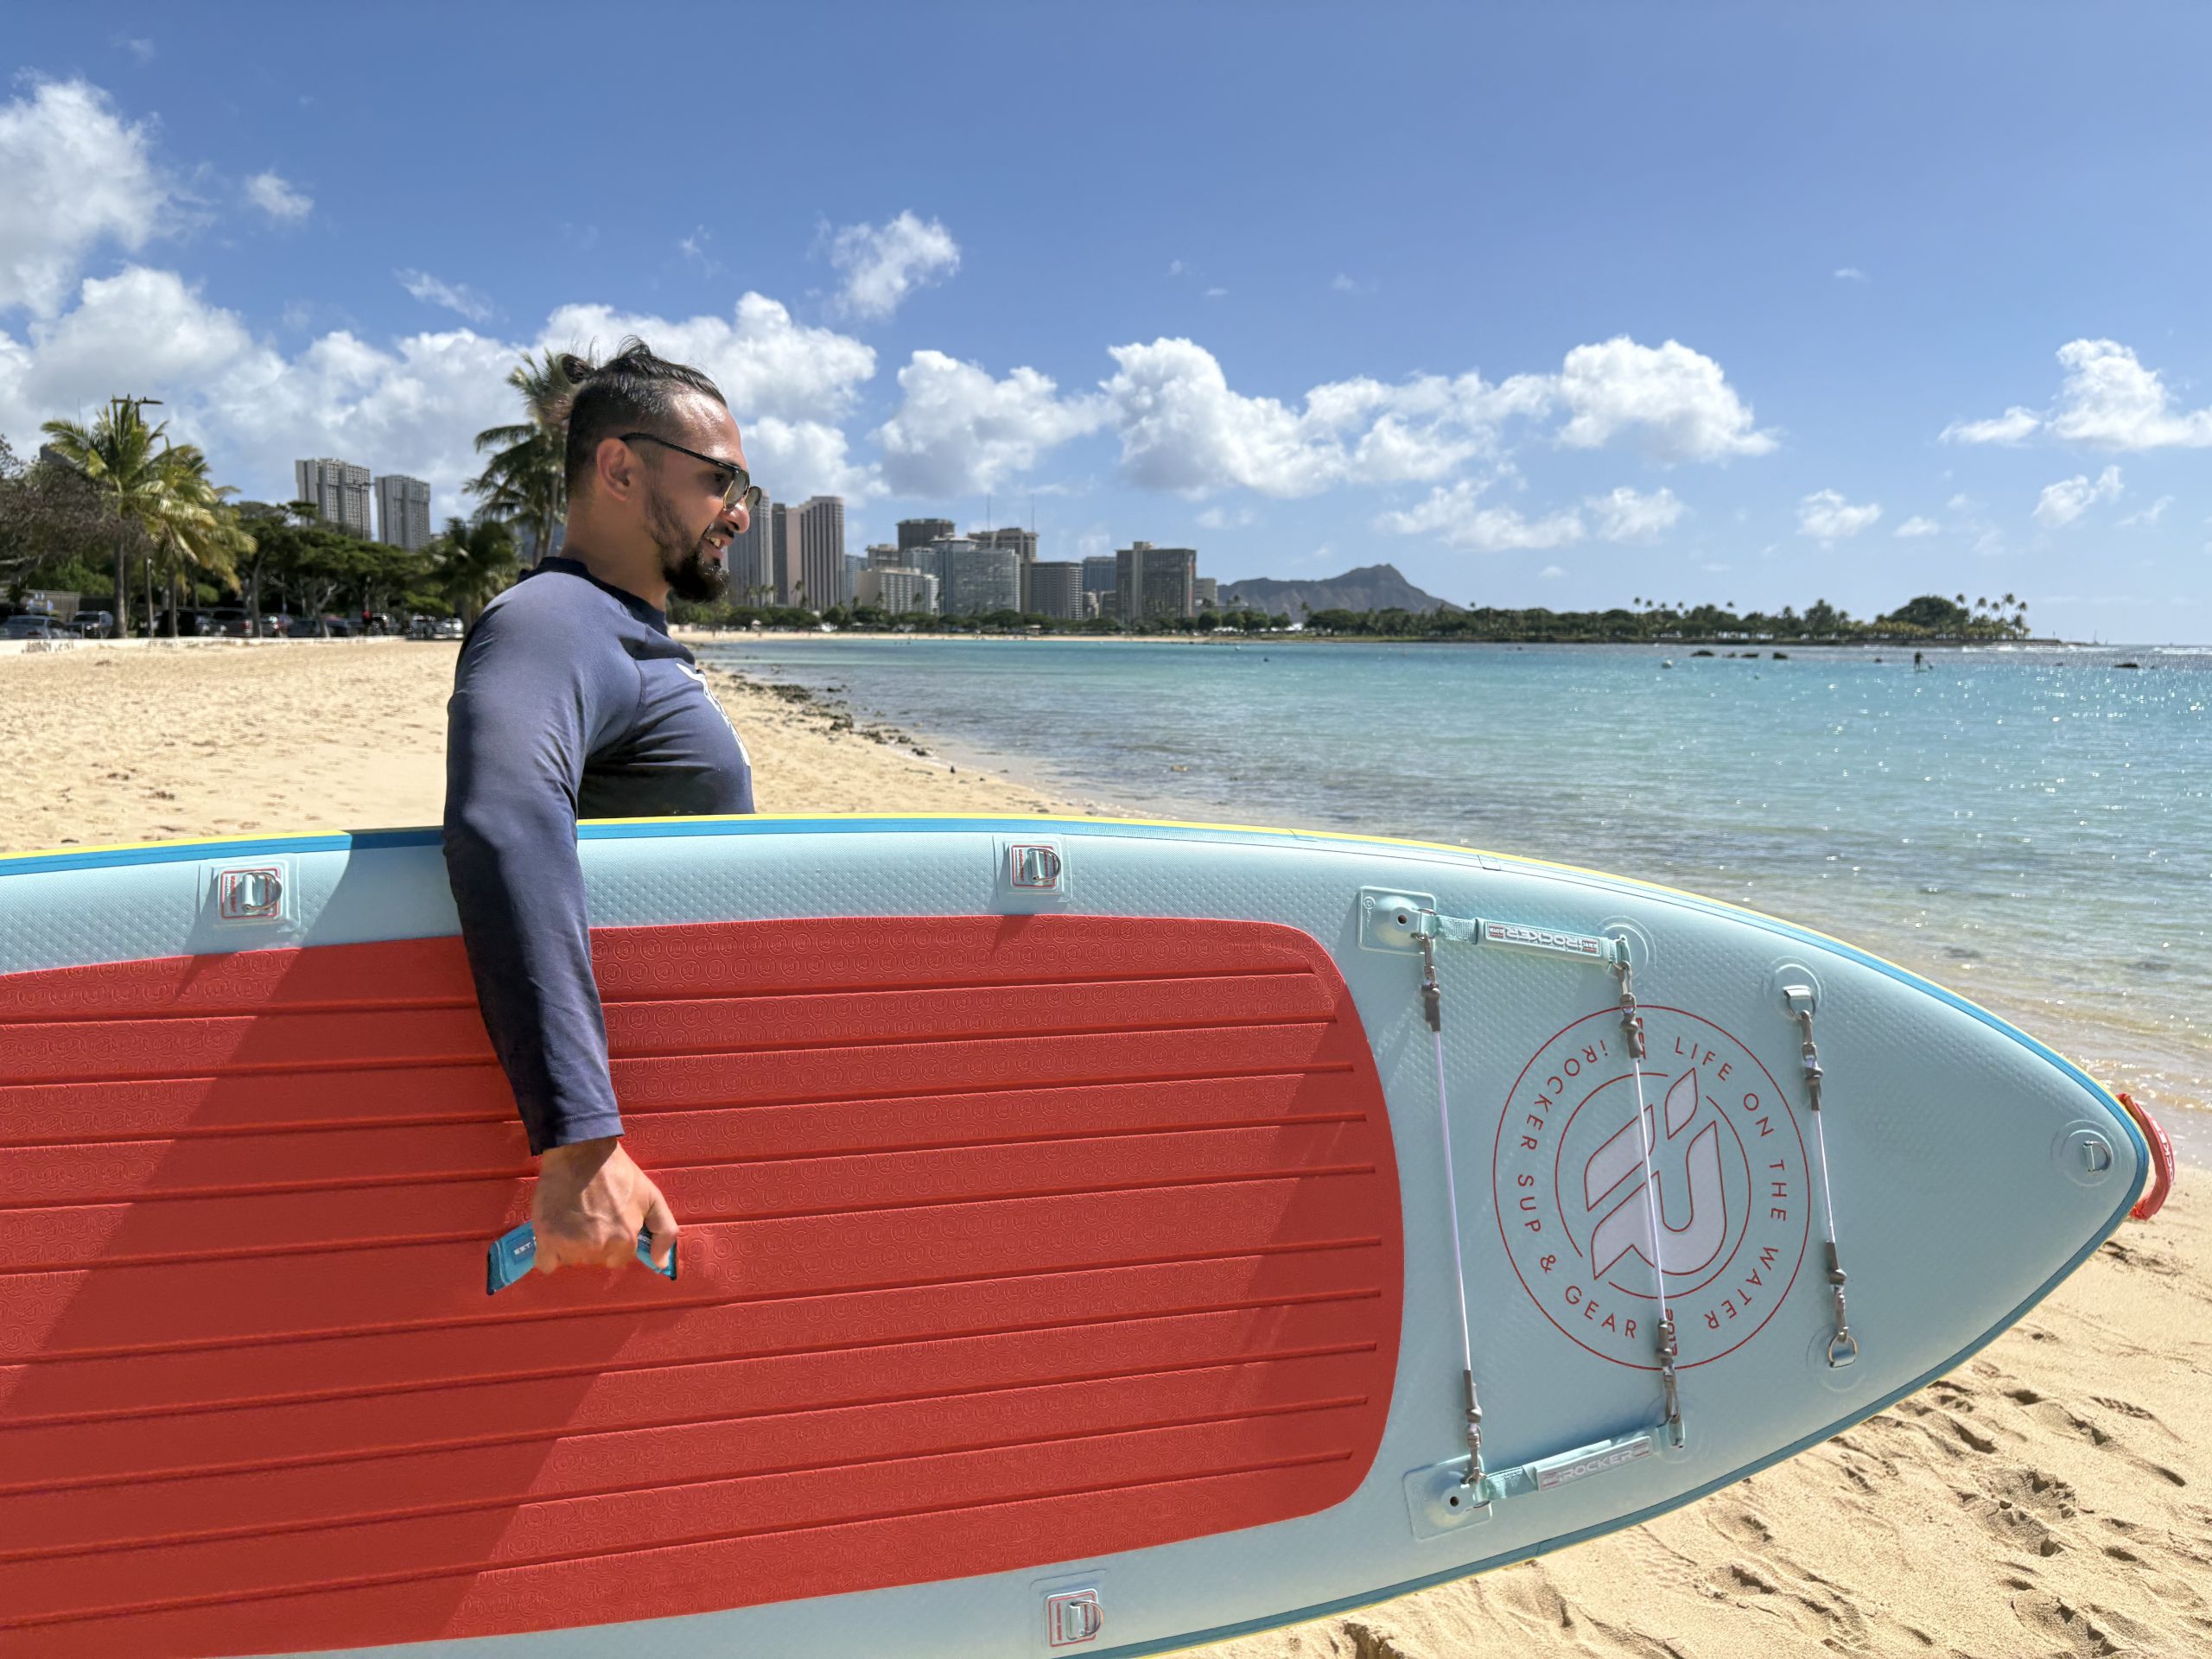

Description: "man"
443 338 758 1277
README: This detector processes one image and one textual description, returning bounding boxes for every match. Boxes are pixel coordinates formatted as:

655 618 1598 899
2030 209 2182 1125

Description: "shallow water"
701 635 2210 1121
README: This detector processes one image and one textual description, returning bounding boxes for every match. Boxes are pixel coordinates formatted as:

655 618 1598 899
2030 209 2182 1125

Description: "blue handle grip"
485 1221 677 1294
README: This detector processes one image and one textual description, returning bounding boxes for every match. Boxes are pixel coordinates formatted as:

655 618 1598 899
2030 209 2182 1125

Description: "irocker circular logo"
1491 1008 1811 1369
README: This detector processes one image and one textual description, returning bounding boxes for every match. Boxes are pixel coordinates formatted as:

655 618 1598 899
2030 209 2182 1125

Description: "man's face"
641 395 748 605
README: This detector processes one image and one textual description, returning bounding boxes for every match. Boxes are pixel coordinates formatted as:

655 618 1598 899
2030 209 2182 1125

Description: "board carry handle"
485 1220 678 1294
1405 1427 1664 1537
1480 1426 1659 1504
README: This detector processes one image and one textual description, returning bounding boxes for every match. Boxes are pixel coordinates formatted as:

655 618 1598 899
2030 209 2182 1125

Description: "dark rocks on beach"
1772 652 1790 659
2115 662 2141 670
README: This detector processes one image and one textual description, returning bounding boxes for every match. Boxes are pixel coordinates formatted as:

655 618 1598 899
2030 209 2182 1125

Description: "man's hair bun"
556 336 728 497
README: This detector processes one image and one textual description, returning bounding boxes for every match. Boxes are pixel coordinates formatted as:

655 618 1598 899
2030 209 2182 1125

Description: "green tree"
39 397 190 639
469 350 576 563
427 516 519 623
147 444 251 636
0 436 120 597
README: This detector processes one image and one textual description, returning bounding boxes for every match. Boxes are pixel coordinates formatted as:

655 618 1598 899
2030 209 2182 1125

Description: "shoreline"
3 639 2206 1657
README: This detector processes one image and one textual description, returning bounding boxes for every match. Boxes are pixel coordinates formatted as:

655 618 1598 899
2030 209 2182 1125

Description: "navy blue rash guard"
442 557 753 1153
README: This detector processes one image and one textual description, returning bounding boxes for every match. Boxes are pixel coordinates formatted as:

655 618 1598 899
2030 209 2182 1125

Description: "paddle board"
0 815 2150 1657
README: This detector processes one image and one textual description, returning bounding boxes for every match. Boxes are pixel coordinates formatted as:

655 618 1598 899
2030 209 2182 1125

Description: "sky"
3 2 2209 640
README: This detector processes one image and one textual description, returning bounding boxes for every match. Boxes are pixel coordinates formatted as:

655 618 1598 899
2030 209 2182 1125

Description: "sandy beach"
2 639 2204 1657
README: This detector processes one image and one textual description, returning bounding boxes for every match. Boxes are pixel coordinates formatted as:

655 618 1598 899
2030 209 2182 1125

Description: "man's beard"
646 486 731 605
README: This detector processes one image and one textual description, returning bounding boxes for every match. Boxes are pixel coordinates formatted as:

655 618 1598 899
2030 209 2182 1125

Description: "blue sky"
4 3 2209 639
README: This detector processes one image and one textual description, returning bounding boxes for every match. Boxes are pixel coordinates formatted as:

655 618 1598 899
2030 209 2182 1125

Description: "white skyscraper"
373 474 432 551
296 458 372 538
797 496 847 612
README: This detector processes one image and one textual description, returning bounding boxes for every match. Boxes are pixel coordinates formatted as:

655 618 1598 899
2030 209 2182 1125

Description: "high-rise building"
855 566 939 615
770 502 798 605
1081 556 1118 598
372 474 432 551
972 525 1039 565
1193 576 1218 610
897 518 955 554
1021 560 1084 620
865 542 906 569
728 490 774 602
942 543 1021 617
1116 541 1197 622
905 537 953 592
295 458 372 538
797 495 847 612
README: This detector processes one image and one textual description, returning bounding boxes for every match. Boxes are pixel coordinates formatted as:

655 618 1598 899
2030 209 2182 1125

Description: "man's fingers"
642 1182 679 1271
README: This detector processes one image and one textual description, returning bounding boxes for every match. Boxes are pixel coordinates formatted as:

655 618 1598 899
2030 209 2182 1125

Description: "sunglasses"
620 430 763 515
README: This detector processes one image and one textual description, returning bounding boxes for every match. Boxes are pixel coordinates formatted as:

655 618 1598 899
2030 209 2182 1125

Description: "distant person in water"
1914 651 1926 671
442 338 760 1278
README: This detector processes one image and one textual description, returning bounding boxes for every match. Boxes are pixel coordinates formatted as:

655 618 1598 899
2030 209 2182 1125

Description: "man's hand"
531 1137 679 1274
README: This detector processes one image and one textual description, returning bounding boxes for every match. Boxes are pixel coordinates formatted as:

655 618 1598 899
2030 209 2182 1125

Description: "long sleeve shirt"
442 558 754 1153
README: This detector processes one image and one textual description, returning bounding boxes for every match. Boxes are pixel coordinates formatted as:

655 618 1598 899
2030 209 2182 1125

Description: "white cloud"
1554 336 1777 461
2032 464 2123 529
1381 480 1681 553
1944 340 2212 451
2118 494 2172 528
1940 406 2041 445
1101 336 1548 497
1539 564 1567 578
2047 340 2212 448
1 272 887 514
1586 485 1685 542
1378 480 1586 552
120 38 155 63
545 293 874 425
0 79 166 316
1331 272 1359 293
1834 266 1868 283
1195 505 1257 530
245 170 312 223
872 350 1108 496
397 269 493 323
829 211 959 321
1203 286 1229 300
742 416 880 504
1894 515 1941 537
0 268 251 441
675 227 718 275
1796 489 1883 542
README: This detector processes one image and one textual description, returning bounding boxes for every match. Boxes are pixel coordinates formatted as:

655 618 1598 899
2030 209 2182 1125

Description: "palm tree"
40 397 173 638
468 350 576 566
429 516 519 622
148 445 250 634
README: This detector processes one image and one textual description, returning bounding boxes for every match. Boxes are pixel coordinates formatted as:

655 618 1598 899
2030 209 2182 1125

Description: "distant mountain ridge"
1217 563 1460 618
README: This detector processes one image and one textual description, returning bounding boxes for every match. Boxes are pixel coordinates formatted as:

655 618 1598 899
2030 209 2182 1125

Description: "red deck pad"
0 914 1402 1656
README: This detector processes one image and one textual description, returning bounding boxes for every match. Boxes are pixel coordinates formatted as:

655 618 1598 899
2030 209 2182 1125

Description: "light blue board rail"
0 816 2145 1659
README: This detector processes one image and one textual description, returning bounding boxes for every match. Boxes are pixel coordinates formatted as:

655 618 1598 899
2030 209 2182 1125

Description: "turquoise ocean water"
700 636 2209 1127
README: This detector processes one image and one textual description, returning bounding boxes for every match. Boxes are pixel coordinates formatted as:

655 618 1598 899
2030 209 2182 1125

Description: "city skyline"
295 456 432 550
5 10 2210 638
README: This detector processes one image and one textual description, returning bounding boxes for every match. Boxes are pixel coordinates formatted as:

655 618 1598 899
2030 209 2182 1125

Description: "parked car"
153 610 214 637
74 610 115 639
309 615 358 638
207 609 251 637
258 613 296 638
432 615 466 639
2 615 69 641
